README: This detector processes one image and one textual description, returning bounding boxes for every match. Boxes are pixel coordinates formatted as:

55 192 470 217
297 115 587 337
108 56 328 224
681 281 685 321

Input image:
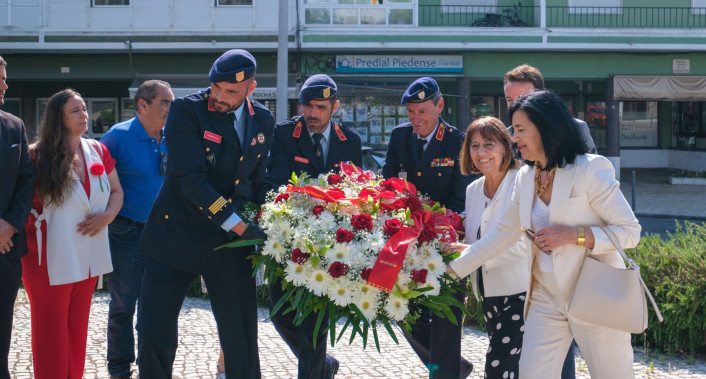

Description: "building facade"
2 0 706 172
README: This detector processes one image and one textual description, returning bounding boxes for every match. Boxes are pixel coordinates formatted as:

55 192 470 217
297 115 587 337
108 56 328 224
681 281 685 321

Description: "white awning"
614 75 706 101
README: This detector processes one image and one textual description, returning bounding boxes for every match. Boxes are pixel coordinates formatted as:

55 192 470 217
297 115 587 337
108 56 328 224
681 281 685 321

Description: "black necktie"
417 138 427 158
313 133 325 171
228 112 241 150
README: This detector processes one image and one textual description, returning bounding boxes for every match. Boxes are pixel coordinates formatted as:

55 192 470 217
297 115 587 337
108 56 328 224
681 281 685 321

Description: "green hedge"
630 221 706 355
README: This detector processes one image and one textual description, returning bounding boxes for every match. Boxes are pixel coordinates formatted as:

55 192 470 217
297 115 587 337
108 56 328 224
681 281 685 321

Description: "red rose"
328 261 348 278
405 195 422 212
351 214 373 232
253 209 263 224
291 248 310 264
361 267 372 280
275 193 290 203
312 205 325 217
417 227 436 245
335 228 354 243
89 162 105 176
327 174 343 186
410 268 428 284
383 219 403 237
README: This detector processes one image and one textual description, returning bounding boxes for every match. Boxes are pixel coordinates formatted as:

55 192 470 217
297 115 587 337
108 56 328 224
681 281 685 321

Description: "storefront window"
470 96 497 119
585 101 606 150
619 101 658 147
674 101 706 149
304 0 414 26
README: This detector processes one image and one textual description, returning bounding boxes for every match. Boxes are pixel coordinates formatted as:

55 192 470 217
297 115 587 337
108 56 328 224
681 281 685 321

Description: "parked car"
586 105 606 128
362 146 386 173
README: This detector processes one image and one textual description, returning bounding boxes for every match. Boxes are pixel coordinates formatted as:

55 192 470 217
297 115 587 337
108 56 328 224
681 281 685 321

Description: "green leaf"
214 238 265 251
337 318 352 343
372 323 381 352
427 295 455 304
431 202 440 212
318 245 330 256
442 251 460 263
269 286 296 319
289 171 298 186
310 255 321 267
422 204 433 211
403 290 424 299
329 302 337 347
361 322 369 349
312 306 327 350
383 320 399 344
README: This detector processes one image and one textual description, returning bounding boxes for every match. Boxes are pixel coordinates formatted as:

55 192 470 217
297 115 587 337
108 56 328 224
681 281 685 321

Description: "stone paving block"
7 290 706 378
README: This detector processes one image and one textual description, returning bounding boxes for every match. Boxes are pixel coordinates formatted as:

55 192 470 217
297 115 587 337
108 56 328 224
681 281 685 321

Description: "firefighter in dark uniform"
138 49 273 379
383 77 475 379
265 74 361 379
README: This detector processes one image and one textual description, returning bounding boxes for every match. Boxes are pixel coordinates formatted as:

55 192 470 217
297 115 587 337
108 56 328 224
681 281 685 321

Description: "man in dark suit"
137 49 274 379
265 74 361 379
383 77 474 379
0 56 34 379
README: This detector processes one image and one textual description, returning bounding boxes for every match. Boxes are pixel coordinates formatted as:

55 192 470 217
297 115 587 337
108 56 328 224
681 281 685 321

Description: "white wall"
621 149 706 171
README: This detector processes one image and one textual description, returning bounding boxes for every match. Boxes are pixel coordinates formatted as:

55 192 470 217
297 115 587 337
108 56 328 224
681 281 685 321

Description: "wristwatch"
577 227 585 246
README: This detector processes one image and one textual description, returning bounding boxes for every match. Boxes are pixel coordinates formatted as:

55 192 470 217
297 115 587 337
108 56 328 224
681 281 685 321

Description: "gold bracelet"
577 227 585 246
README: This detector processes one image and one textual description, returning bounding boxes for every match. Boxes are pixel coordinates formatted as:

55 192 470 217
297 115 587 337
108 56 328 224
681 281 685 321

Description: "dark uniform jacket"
266 116 362 193
139 89 275 273
382 121 473 213
0 110 34 261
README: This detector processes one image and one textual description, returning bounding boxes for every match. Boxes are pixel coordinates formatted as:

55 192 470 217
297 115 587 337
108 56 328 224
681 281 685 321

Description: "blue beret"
209 49 257 84
299 74 337 104
401 77 440 104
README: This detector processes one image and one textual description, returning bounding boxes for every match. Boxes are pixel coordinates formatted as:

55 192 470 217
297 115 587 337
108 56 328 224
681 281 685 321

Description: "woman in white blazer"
23 89 123 379
458 116 527 378
446 91 639 379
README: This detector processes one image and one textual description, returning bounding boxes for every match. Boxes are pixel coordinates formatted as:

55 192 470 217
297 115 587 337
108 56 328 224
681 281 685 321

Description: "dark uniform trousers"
138 91 274 379
0 110 34 379
266 116 362 379
383 122 474 379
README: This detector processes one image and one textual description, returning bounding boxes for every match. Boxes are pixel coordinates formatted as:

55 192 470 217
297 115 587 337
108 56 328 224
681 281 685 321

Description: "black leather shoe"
460 359 473 379
325 356 340 379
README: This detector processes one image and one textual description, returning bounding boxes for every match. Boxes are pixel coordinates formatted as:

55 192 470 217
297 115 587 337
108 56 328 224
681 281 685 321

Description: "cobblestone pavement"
9 290 706 378
619 168 706 220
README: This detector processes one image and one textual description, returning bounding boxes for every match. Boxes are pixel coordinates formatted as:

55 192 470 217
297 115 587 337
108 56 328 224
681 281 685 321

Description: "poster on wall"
356 106 368 122
370 118 382 133
384 118 397 131
341 105 354 122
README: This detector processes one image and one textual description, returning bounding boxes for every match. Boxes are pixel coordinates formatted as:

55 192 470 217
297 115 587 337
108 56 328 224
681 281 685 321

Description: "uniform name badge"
398 169 407 180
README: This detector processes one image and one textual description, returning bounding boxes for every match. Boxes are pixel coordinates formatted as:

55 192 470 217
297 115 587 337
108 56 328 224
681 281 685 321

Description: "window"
216 0 252 5
693 0 706 15
304 0 413 26
619 101 658 147
569 0 621 14
93 0 129 5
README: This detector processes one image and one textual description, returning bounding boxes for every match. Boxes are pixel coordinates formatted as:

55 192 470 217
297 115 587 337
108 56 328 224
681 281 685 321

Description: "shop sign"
335 55 463 73
673 59 690 74
250 87 297 99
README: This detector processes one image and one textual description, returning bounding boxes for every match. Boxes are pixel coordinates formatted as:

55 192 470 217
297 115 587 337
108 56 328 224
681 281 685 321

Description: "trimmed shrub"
630 221 706 355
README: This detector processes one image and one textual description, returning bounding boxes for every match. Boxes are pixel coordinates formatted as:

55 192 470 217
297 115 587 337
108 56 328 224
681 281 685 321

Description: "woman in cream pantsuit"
445 90 640 379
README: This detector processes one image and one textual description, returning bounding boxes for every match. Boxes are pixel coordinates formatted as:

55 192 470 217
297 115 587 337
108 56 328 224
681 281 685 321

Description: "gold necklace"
534 163 556 197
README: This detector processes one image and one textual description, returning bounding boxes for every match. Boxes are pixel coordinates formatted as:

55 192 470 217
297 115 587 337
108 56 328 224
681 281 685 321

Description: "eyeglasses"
159 152 167 175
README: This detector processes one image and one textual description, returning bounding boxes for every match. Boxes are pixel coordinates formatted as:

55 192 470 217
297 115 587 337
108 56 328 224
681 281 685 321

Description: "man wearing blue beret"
265 74 361 379
138 49 274 379
383 77 474 379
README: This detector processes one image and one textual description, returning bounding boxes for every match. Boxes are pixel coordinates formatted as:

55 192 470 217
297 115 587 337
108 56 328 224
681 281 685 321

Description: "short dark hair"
460 116 519 175
509 90 587 169
504 64 545 90
0 56 6 67
134 80 171 111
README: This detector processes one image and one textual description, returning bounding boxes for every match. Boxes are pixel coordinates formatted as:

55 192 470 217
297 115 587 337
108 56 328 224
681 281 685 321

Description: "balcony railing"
419 5 706 29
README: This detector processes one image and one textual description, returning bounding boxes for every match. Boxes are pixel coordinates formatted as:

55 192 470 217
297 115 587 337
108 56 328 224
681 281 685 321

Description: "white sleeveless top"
41 139 113 285
531 196 552 272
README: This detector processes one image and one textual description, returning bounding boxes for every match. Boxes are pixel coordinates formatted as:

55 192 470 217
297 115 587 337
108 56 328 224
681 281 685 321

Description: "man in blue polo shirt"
100 80 174 379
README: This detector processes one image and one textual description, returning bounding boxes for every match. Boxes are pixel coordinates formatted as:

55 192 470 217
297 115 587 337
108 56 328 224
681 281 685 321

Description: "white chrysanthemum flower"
272 221 294 242
396 269 412 288
306 269 330 296
284 261 309 287
367 230 386 252
329 282 353 307
417 244 434 259
354 293 379 322
384 294 409 321
329 243 351 262
424 254 446 278
424 277 441 296
317 212 336 228
262 238 286 263
356 282 381 298
404 245 420 267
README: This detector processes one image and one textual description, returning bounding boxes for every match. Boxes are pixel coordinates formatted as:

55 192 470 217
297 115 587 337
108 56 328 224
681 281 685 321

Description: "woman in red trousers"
23 89 123 379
